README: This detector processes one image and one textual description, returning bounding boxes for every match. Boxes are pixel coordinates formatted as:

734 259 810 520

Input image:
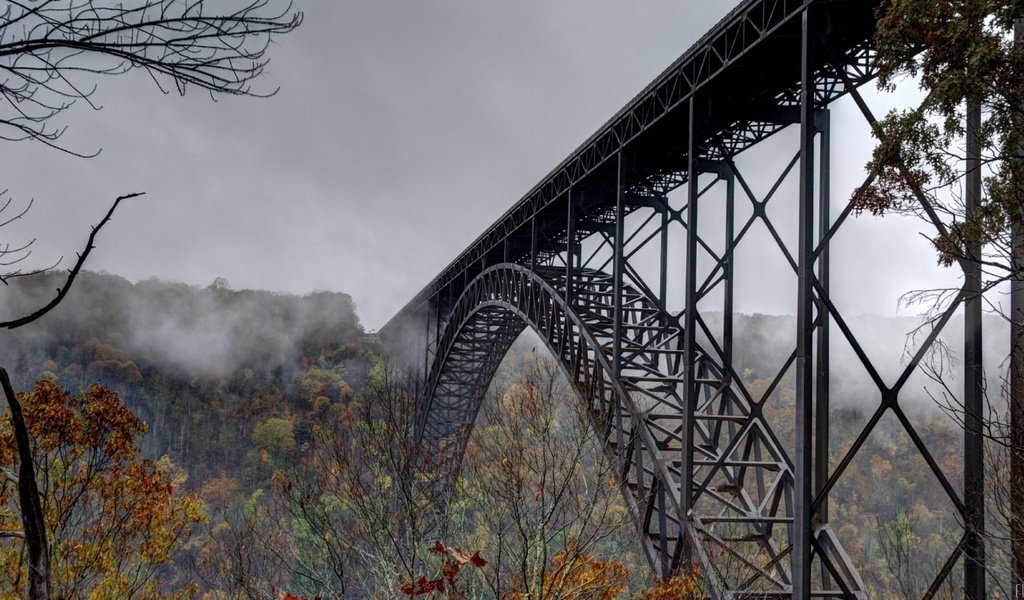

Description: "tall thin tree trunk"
1012 14 1024 594
0 369 51 599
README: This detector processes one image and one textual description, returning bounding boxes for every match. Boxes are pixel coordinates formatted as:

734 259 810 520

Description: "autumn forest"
0 271 995 598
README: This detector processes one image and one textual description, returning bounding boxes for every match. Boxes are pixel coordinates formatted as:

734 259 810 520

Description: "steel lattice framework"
381 0 989 598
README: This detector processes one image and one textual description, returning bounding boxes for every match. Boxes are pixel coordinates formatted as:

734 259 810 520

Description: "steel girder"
417 263 866 598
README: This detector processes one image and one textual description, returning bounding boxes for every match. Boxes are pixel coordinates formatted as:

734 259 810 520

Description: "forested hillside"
0 272 996 598
0 272 366 488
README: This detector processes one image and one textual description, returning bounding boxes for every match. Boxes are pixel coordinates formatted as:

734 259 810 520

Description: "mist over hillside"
0 271 370 486
695 310 1011 413
0 271 363 384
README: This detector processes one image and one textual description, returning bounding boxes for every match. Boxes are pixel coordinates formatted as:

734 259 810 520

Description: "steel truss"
419 256 866 597
383 0 988 597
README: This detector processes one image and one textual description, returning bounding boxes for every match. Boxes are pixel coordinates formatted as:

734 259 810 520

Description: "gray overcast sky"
2 1 961 329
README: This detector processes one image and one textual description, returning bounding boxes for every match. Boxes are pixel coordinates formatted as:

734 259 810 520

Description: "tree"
0 193 138 600
191 353 649 598
851 1 1023 285
634 568 703 600
851 0 1023 592
0 0 302 321
874 510 923 600
457 357 641 599
275 360 435 597
191 485 293 599
0 378 205 598
190 359 436 598
502 542 629 600
0 2 300 596
400 540 488 600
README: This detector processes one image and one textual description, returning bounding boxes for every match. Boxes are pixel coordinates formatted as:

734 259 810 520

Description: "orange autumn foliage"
505 543 629 600
400 540 487 599
636 565 704 600
0 379 205 599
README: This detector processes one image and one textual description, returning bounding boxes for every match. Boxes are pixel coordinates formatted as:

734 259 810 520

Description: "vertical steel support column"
566 191 576 293
432 297 442 391
681 97 700 579
794 9 816 599
964 85 986 600
660 193 669 316
566 190 577 358
423 298 432 382
447 284 454 324
434 288 443 348
612 156 631 544
814 109 832 590
723 166 735 364
613 155 625 377
530 217 538 272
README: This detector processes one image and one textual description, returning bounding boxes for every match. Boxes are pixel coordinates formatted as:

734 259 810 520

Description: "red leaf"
400 575 446 596
430 539 447 556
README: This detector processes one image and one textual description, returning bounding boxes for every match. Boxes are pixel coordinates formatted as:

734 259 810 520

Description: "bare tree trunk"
1012 14 1024 593
0 369 50 599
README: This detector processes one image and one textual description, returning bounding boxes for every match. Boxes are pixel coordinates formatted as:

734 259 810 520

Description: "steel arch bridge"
381 1 990 598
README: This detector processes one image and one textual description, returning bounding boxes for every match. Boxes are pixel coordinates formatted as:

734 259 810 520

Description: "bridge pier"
814 107 833 595
794 8 817 597
681 95 700 583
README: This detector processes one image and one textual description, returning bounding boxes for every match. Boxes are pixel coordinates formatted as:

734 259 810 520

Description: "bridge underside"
383 0 988 597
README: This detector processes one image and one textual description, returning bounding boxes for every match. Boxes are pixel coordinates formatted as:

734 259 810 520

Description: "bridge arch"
419 263 682 573
416 263 849 596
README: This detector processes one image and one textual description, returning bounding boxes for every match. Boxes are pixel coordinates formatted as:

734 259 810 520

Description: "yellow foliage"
252 416 296 455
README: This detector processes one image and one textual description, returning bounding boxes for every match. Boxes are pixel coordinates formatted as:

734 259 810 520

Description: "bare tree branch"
0 0 302 154
0 191 141 330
